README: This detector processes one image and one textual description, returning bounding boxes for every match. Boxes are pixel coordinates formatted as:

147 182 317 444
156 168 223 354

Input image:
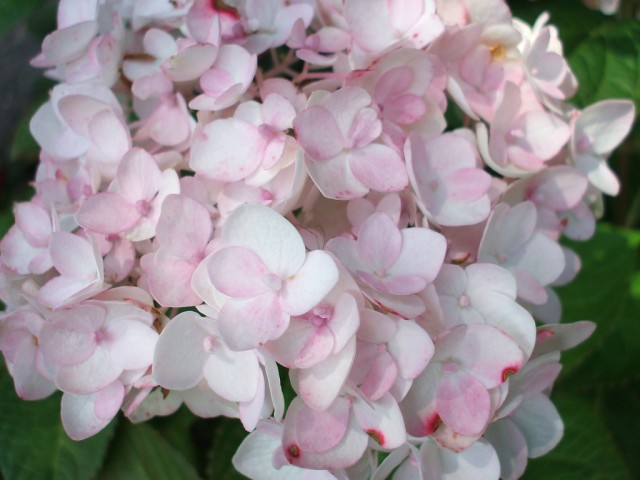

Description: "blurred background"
0 1 638 479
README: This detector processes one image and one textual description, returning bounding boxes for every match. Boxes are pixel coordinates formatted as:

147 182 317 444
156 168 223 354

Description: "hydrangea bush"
0 0 637 479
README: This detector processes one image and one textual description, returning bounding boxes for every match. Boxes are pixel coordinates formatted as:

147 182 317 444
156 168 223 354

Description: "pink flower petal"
40 305 104 367
87 110 131 170
294 106 345 160
55 346 121 394
361 351 398 401
218 292 289 351
37 275 97 309
49 231 99 278
387 320 434 380
284 401 369 470
288 396 350 454
221 203 305 278
106 319 158 371
348 144 408 193
61 382 123 441
305 152 370 200
576 100 635 155
152 312 211 390
437 370 491 436
11 339 56 400
238 370 265 431
39 21 98 66
327 293 360 353
155 194 212 257
203 344 260 402
190 118 266 182
94 380 126 421
353 394 407 449
76 192 140 234
387 228 446 284
14 202 51 247
114 148 162 203
146 254 201 307
294 325 335 369
357 213 402 271
163 43 218 82
298 337 356 410
209 246 271 298
281 250 339 316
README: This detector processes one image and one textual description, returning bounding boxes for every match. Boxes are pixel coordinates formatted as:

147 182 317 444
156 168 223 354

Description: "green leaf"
569 21 640 108
97 421 202 480
522 395 629 480
150 406 200 469
205 418 249 480
556 225 640 386
0 367 116 480
0 0 42 36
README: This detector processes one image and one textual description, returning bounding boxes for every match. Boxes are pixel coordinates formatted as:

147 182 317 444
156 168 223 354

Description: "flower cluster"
0 0 634 479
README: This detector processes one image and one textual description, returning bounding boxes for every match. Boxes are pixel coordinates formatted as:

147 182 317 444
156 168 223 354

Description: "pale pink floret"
514 14 577 104
353 393 408 449
31 1 125 87
77 148 180 241
208 204 339 351
282 396 369 470
431 23 522 121
346 192 400 231
153 312 262 407
190 116 267 183
37 232 106 309
345 48 448 151
503 166 588 214
0 309 56 400
433 263 536 356
477 82 570 177
233 420 340 479
502 166 589 240
0 202 53 275
134 93 195 148
352 309 434 402
142 194 213 307
345 0 444 65
570 99 635 196
29 84 131 179
39 300 158 396
327 212 446 296
478 202 565 305
294 87 408 200
191 93 299 183
189 45 257 111
406 132 491 226
97 233 136 283
31 0 99 69
265 268 359 413
401 323 525 439
264 263 360 372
